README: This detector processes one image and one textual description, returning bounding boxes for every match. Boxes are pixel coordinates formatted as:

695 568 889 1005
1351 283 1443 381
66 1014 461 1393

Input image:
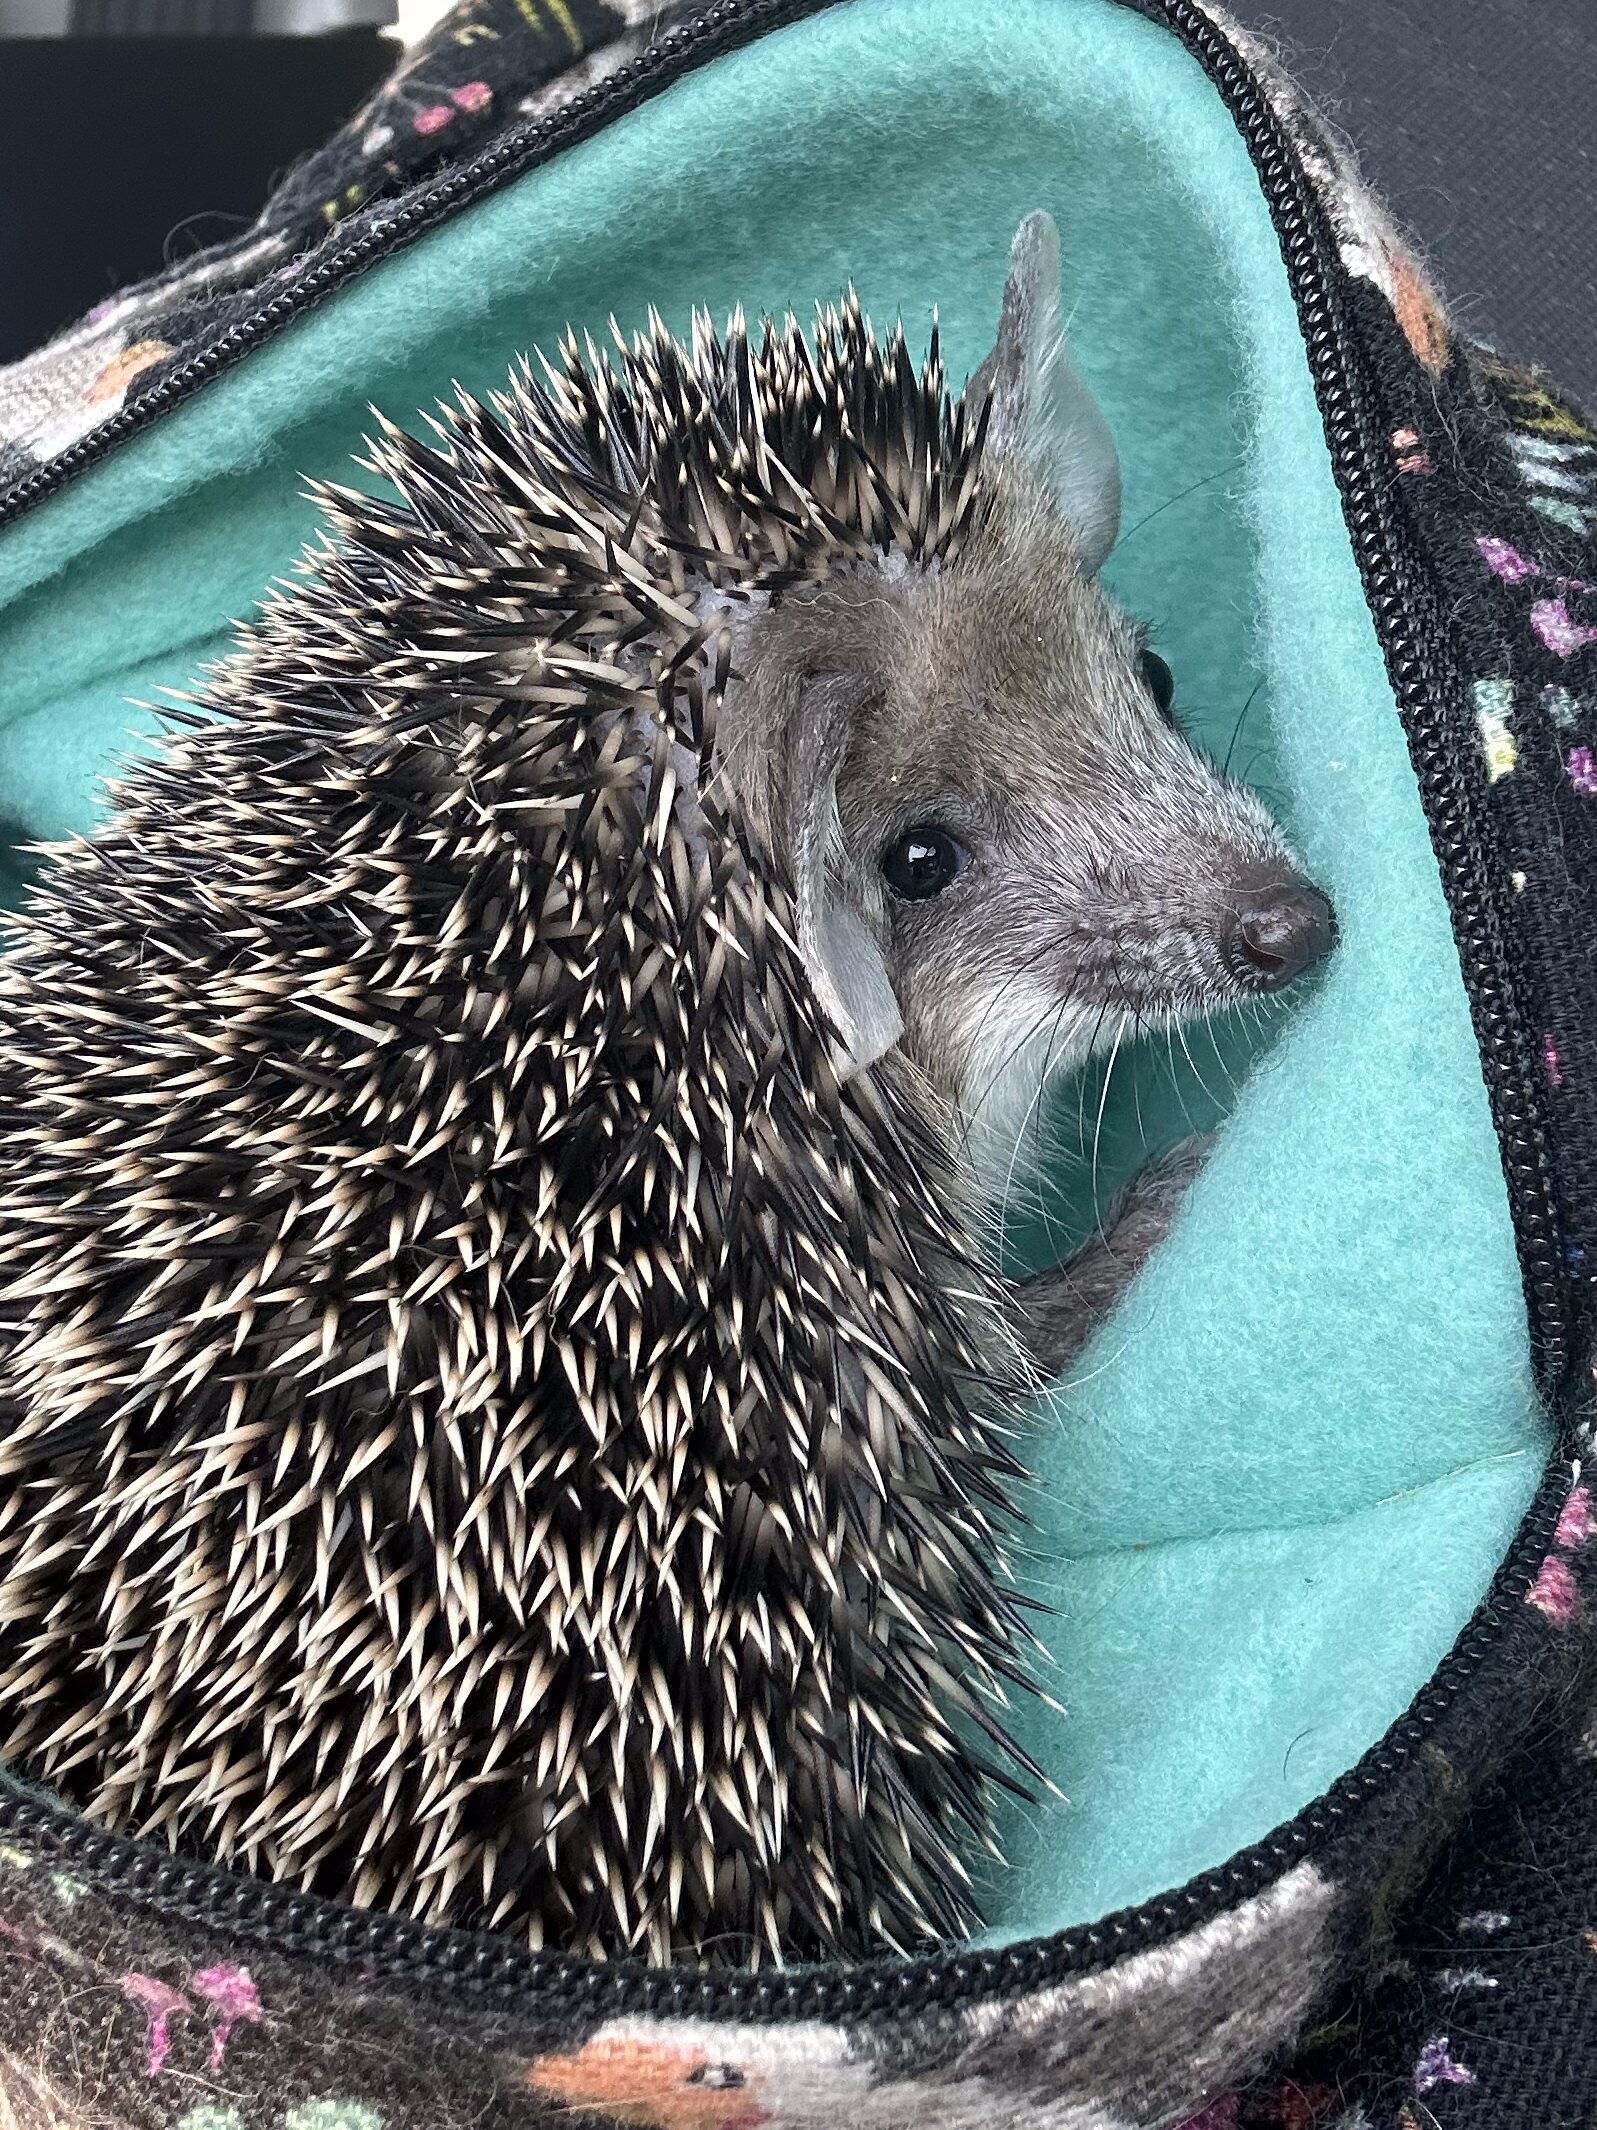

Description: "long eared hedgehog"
0 260 1039 1966
0 209 1333 1966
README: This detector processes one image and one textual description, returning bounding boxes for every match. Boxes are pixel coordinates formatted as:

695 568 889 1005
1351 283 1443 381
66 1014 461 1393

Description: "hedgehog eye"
1140 650 1176 717
882 825 969 900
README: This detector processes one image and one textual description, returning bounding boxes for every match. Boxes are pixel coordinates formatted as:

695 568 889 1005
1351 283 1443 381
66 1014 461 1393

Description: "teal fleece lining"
0 0 1546 1943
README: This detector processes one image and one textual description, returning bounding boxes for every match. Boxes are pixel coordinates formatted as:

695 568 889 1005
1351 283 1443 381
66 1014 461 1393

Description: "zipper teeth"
2 1461 1564 2017
0 0 1575 2020
1175 22 1571 1392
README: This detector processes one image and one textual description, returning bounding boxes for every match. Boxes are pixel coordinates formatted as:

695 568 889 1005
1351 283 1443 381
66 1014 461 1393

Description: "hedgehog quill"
0 213 1332 1966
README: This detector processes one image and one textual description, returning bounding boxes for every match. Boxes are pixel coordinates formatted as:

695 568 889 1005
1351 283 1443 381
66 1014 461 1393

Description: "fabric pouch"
0 3 1595 2124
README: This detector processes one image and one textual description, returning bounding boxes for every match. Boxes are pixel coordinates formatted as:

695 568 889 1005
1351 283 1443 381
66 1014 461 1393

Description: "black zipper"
0 0 1577 2022
1126 5 1570 1400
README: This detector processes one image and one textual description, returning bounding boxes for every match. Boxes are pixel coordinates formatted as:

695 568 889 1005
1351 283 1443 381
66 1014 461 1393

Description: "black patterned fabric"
1311 1695 1597 2130
1225 259 1597 2130
2 2 1597 2125
0 0 695 496
1385 333 1597 1350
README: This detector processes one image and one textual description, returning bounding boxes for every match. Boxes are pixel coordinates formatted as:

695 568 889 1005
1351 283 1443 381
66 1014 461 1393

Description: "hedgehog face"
827 503 1328 1144
729 518 1328 1168
720 213 1333 1162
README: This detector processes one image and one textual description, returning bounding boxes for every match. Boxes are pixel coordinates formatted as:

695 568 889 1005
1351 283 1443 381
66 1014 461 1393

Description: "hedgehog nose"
1222 879 1336 991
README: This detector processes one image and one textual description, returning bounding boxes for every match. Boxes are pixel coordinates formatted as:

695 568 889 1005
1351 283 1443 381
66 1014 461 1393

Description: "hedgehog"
0 212 1332 1966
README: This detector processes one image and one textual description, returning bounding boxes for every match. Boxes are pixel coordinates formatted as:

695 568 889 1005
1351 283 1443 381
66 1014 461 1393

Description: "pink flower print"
1532 598 1597 658
1543 1032 1564 1088
1471 539 1593 614
1528 1551 1579 1625
1567 746 1597 795
414 102 455 135
120 1972 191 2077
1555 1483 1596 1550
85 338 170 407
1477 535 1536 583
1391 427 1432 476
190 1962 262 2067
1414 2037 1476 2093
451 80 492 113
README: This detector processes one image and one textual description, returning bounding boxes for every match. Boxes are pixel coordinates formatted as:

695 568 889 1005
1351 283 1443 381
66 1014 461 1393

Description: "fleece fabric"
0 0 1546 1943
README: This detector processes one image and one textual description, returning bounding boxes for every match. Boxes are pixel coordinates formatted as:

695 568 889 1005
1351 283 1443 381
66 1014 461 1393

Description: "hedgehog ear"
969 209 1122 575
785 673 903 1080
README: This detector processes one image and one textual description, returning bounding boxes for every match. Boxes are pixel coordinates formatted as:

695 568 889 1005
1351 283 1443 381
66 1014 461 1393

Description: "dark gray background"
1225 0 1594 409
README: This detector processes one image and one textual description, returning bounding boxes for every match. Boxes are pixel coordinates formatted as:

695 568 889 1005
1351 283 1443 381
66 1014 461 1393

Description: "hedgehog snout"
1219 871 1336 992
